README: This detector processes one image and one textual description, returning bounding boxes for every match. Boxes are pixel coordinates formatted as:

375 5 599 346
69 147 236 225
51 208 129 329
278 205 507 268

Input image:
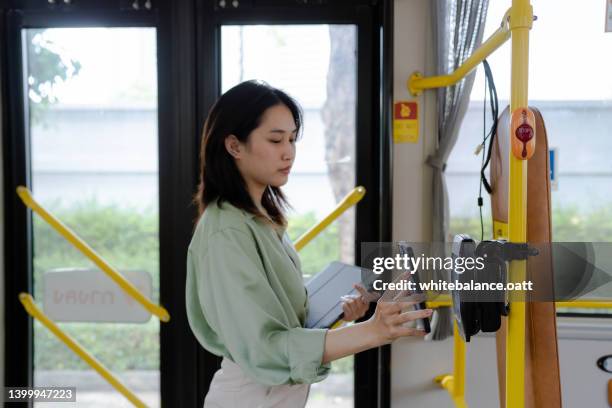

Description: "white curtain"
429 0 489 340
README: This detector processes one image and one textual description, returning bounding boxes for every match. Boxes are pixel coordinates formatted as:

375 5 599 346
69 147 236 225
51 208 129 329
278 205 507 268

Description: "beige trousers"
203 358 310 408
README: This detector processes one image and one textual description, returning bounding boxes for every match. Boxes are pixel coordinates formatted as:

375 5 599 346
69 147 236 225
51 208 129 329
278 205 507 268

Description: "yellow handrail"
19 293 147 408
408 9 511 97
434 321 467 408
16 186 170 323
554 300 612 309
427 299 612 310
294 186 366 252
506 1 533 407
296 186 365 330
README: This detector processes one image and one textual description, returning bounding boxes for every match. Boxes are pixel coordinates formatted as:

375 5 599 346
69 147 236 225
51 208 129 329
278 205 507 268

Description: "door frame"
195 1 393 407
1 0 393 406
0 2 203 406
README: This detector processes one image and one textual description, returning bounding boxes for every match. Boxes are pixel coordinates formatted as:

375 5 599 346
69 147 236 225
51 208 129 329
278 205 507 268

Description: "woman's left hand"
341 284 376 322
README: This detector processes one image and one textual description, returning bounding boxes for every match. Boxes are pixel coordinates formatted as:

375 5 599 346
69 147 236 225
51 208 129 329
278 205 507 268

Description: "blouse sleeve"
195 227 330 386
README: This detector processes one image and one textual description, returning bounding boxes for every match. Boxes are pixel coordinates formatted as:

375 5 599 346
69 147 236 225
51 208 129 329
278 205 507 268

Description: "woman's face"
226 103 297 192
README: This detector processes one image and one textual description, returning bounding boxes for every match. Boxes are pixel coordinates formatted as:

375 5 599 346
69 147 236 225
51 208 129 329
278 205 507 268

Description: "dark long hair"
194 80 303 226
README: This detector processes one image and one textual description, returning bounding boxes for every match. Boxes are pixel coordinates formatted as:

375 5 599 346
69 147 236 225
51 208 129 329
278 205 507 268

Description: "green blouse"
185 199 331 386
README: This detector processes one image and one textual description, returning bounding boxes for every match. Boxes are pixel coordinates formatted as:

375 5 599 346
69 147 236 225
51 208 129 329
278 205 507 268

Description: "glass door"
221 24 357 407
22 27 161 407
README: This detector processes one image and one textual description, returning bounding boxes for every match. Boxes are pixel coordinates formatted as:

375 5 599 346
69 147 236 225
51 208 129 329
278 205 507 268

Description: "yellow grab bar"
294 186 366 252
554 300 612 309
19 293 147 408
16 186 170 323
506 1 534 407
427 299 612 310
452 322 466 399
408 9 511 96
434 321 468 408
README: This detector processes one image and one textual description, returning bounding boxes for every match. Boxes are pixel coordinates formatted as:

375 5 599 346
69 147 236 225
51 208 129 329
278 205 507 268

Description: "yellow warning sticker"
393 101 419 143
493 220 508 240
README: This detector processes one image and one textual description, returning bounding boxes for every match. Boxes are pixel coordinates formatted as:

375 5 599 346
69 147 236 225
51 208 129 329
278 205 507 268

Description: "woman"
185 80 431 407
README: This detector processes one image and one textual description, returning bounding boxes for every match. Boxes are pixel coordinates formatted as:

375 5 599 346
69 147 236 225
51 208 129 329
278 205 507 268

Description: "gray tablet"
305 261 366 329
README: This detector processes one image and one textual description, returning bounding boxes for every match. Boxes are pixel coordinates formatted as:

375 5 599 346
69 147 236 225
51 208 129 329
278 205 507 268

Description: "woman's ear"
224 135 242 159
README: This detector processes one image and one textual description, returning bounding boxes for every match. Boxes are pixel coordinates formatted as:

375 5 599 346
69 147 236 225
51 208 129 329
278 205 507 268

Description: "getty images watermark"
359 242 612 302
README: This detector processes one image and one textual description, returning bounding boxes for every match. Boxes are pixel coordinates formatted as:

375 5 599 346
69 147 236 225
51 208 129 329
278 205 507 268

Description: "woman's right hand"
322 273 432 364
367 300 432 345
360 271 432 345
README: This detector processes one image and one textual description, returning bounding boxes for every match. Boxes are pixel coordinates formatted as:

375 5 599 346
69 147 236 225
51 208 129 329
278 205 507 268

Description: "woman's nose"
282 142 294 161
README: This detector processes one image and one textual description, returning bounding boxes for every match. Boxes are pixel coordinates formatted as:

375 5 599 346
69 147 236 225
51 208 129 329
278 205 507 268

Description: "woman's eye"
269 139 282 144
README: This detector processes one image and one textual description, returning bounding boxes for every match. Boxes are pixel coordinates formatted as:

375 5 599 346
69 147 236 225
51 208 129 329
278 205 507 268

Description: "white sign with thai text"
43 268 152 323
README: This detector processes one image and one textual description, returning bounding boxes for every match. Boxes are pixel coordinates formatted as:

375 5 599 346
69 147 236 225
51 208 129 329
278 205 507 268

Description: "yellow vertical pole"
507 1 533 408
452 321 465 399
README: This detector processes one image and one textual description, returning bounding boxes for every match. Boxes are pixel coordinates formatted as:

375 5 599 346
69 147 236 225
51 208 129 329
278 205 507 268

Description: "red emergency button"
511 108 536 160
515 122 534 158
